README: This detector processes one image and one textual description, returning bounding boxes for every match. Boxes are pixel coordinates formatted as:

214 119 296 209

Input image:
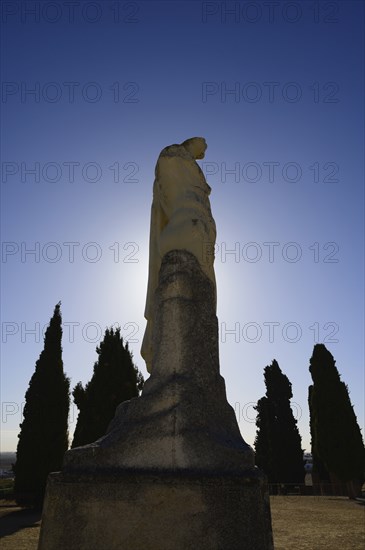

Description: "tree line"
14 303 144 507
14 303 364 507
254 351 364 499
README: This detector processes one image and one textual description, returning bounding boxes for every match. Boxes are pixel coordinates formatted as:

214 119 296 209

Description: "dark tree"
71 327 144 447
14 302 70 507
308 386 330 484
254 359 304 485
308 344 365 498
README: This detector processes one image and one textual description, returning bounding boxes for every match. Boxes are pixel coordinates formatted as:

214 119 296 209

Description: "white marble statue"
141 137 217 372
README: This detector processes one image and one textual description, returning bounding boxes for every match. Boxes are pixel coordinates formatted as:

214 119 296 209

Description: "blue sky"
1 0 364 453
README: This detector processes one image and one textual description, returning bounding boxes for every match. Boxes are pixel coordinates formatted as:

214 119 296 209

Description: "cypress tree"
14 302 70 507
72 327 144 447
308 344 365 497
254 359 304 485
308 386 330 484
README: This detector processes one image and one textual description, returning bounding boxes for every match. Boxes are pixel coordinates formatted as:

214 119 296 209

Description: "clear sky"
1 0 364 454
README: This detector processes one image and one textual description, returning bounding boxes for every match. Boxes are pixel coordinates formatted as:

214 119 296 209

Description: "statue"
141 137 217 372
39 136 274 550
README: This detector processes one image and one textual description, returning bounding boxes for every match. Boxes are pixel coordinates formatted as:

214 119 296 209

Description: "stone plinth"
38 250 274 549
39 470 273 550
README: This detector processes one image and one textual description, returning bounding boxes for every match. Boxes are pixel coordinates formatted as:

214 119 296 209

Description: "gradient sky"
1 0 364 453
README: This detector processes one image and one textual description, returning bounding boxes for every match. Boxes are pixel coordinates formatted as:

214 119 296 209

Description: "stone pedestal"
39 470 273 550
38 250 274 549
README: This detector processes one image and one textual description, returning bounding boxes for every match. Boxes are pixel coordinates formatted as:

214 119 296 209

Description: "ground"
0 502 41 550
270 495 364 550
0 496 364 549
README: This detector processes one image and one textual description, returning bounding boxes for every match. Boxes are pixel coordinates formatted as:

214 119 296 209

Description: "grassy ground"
0 479 14 500
271 495 364 549
0 501 41 550
0 496 364 549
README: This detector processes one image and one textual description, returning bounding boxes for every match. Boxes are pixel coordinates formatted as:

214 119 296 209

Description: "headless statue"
141 137 217 373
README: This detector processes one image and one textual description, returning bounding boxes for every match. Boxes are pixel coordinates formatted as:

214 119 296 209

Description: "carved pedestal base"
39 469 273 550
